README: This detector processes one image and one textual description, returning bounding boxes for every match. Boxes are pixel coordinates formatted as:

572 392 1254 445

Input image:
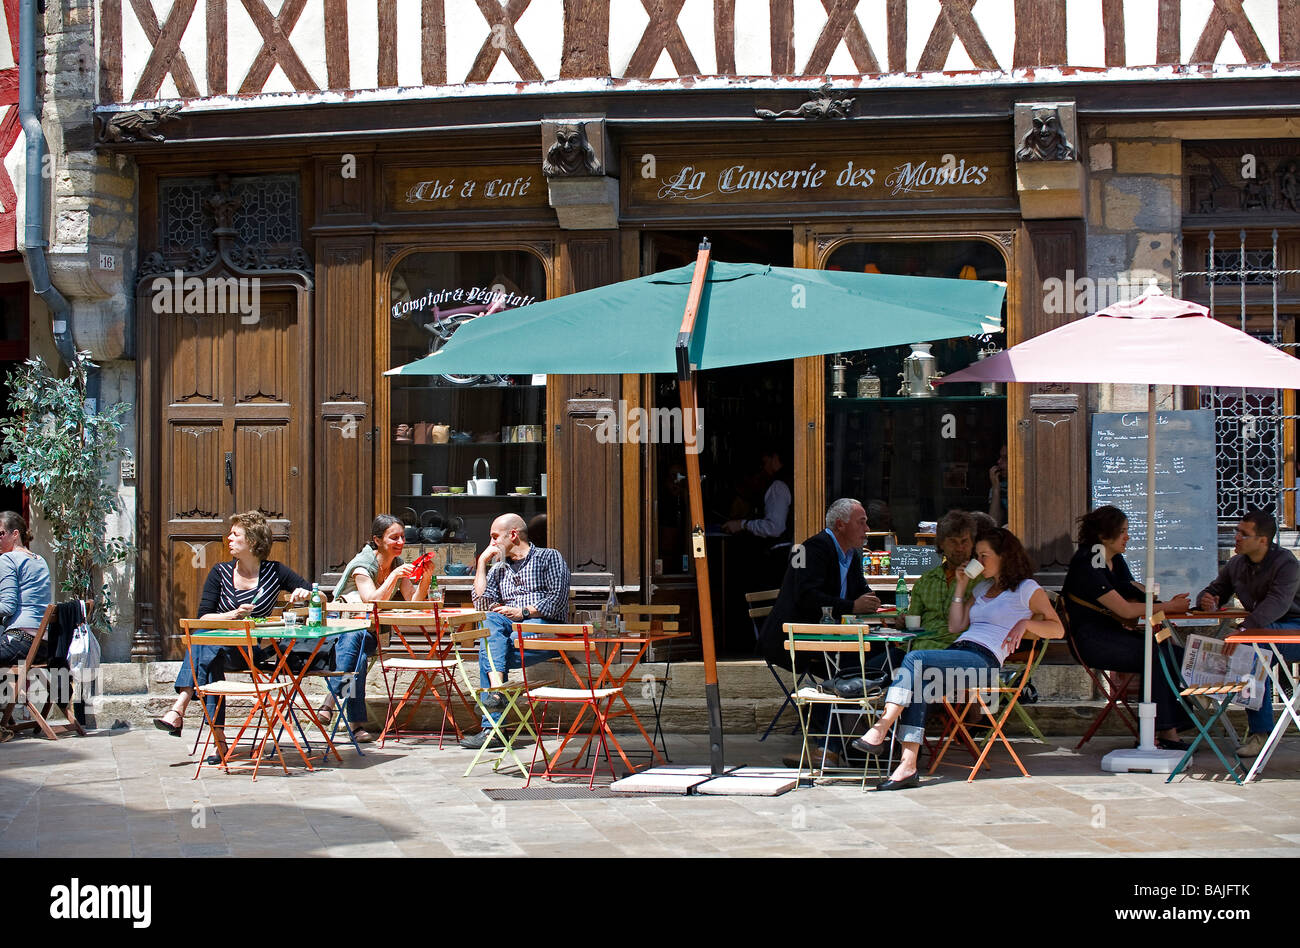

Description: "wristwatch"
522 606 531 619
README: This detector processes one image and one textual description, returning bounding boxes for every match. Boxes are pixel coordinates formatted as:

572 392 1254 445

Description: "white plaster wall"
104 0 1300 99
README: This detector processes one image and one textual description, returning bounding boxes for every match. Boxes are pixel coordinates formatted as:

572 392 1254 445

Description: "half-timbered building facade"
31 0 1300 658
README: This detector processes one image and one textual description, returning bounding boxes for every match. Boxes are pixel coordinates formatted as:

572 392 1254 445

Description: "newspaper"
1179 633 1267 710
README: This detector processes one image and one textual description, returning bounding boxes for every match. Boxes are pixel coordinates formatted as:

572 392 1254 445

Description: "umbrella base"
1100 747 1184 774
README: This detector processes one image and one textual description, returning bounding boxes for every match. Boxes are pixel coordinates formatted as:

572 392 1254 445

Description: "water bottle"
895 571 909 613
307 583 323 626
603 582 620 638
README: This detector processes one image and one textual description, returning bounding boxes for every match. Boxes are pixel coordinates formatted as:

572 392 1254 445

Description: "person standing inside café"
723 447 793 589
463 513 571 750
1196 509 1300 758
760 498 881 769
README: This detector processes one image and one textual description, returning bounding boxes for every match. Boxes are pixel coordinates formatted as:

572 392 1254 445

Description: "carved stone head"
1014 103 1078 162
541 118 606 177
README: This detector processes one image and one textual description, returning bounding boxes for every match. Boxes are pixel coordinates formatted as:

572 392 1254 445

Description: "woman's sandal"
153 713 183 737
315 704 336 726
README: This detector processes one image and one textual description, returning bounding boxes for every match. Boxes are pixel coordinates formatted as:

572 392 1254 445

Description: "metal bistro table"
243 617 373 766
1224 630 1300 782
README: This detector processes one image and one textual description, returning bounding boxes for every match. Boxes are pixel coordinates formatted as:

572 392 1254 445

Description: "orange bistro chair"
373 601 474 747
928 631 1045 782
180 618 299 780
515 623 627 789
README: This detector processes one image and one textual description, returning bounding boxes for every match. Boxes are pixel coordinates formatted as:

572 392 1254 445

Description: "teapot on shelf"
421 512 463 543
419 510 444 544
468 458 497 496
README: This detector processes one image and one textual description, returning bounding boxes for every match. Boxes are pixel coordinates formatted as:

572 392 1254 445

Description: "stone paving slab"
1 727 1299 858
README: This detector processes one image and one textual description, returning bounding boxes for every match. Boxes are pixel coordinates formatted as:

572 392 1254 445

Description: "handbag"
817 668 889 699
66 602 100 699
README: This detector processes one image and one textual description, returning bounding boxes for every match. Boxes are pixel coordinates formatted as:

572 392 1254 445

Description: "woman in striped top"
154 511 310 758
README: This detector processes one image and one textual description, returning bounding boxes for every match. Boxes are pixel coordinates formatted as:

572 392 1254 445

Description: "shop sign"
625 150 1010 207
385 164 549 211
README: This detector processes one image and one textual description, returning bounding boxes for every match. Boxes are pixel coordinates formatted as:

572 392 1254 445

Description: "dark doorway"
0 281 30 516
643 231 795 656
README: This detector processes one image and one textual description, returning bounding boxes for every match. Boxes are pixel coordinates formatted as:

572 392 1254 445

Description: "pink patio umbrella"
941 290 1300 771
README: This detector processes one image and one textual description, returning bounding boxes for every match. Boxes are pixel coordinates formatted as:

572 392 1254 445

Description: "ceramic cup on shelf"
540 474 547 496
411 473 423 496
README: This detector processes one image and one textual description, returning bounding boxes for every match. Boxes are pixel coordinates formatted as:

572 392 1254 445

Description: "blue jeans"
886 644 1001 744
327 630 375 725
174 644 243 726
1245 618 1300 735
478 612 552 727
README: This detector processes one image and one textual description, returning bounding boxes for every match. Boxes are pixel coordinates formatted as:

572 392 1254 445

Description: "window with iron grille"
157 174 300 260
1178 229 1300 526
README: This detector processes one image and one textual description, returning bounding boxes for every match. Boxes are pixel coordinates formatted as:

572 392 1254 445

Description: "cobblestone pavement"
2 727 1299 858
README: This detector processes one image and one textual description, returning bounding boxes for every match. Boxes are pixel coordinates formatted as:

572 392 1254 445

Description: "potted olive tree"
0 352 133 635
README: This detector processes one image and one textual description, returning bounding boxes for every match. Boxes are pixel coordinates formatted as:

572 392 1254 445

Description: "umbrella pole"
1140 383 1158 750
679 377 724 775
675 238 725 776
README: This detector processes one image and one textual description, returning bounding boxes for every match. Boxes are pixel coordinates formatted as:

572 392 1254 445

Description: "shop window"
821 240 1008 542
388 250 548 570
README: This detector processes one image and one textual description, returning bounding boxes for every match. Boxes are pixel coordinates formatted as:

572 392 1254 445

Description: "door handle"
225 452 233 488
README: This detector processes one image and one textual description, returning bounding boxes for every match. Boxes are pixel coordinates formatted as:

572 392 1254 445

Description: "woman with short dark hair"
1062 505 1192 749
852 528 1063 790
153 511 311 757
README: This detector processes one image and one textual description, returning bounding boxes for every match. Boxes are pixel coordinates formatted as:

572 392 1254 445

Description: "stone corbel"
541 116 619 230
1014 102 1084 220
48 247 135 360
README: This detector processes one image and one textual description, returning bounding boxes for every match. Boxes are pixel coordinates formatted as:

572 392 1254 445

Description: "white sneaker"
1236 732 1268 758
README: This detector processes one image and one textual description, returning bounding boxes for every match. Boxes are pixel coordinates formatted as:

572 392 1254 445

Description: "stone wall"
27 1 139 659
1084 124 1181 415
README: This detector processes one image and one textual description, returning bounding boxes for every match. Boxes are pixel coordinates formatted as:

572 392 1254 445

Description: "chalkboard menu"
1090 411 1218 599
888 544 942 575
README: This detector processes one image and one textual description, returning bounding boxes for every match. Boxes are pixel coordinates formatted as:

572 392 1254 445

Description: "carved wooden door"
156 290 311 658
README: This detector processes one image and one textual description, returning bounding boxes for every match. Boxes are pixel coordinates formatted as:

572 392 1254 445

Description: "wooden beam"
325 0 350 89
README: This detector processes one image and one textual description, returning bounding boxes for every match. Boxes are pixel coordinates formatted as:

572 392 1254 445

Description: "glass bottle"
895 571 909 613
307 583 323 626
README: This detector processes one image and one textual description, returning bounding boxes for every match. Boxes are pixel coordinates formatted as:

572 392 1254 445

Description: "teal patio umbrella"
388 242 1006 775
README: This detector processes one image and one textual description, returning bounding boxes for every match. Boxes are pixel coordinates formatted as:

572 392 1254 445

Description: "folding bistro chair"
748 589 807 741
1056 591 1141 749
180 618 298 780
0 601 88 741
447 612 538 777
783 623 885 787
929 632 1044 782
374 601 473 747
613 603 679 760
517 623 626 789
1152 614 1247 785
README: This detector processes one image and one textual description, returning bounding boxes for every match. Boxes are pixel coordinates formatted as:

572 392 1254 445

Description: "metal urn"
977 344 1004 396
831 355 850 398
898 343 942 397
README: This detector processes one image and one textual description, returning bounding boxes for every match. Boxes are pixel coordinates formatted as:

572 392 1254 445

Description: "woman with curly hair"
852 527 1063 790
154 511 311 758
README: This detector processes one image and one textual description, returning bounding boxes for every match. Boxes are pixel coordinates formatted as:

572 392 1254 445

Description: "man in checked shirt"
461 513 571 749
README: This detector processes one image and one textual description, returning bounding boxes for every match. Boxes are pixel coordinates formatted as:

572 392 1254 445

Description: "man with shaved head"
463 512 571 749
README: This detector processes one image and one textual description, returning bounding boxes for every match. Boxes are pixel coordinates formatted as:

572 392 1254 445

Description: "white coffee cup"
963 559 984 580
904 614 922 630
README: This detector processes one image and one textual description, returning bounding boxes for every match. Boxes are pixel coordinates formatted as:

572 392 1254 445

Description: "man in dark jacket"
1197 509 1300 758
762 498 880 768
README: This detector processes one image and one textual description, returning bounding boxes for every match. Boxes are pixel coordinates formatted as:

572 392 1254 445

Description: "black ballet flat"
876 773 920 791
851 735 887 755
153 716 183 737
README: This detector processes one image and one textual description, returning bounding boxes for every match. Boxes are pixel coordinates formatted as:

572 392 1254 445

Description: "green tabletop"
225 620 372 640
